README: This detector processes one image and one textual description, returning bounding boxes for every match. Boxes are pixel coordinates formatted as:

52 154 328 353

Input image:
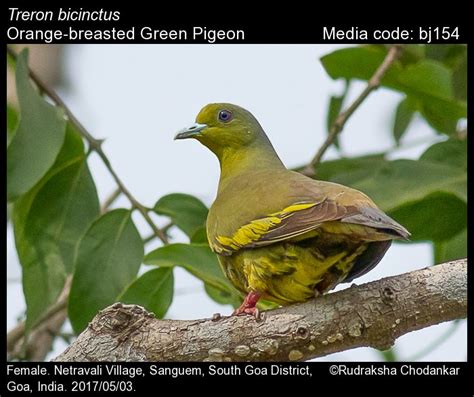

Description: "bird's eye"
218 110 233 123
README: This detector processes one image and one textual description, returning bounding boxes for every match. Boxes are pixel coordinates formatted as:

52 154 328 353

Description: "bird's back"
208 167 407 246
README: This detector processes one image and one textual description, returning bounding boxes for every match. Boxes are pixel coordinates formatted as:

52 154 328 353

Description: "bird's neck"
217 140 285 191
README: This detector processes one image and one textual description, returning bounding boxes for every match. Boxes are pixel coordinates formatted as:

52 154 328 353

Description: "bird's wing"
211 197 409 256
212 200 339 254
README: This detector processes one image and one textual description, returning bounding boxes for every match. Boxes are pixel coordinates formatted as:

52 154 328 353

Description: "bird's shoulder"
207 168 300 239
210 169 376 217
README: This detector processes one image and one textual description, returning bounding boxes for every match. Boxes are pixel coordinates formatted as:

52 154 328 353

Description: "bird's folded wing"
212 199 346 254
211 199 409 255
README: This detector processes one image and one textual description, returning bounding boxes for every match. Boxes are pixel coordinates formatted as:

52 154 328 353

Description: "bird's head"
175 103 268 157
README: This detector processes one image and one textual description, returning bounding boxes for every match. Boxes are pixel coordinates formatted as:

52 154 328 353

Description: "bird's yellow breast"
217 232 368 305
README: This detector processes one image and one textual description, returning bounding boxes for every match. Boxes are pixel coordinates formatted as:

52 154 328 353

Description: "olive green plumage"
176 103 409 306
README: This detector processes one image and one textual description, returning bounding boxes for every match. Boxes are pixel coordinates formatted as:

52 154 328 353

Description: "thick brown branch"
302 45 403 177
55 259 466 362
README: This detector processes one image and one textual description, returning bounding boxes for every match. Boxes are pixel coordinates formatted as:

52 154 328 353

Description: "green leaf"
13 126 99 331
434 228 467 264
378 348 398 362
425 44 466 68
389 192 466 242
321 46 466 136
397 45 425 66
418 102 458 135
14 125 96 273
190 226 208 244
415 93 466 134
393 97 415 144
452 53 467 101
7 49 67 201
69 209 144 333
204 277 275 310
336 159 466 209
204 283 240 308
144 243 236 294
17 161 99 273
7 104 19 146
411 45 467 102
120 268 174 318
204 283 276 310
390 60 462 135
420 139 467 170
397 60 453 99
321 47 462 103
312 154 386 182
7 48 17 69
310 139 467 243
326 79 350 150
320 46 402 86
425 44 455 63
7 203 13 224
258 300 280 310
153 193 208 237
404 61 467 133
314 155 466 243
327 96 343 149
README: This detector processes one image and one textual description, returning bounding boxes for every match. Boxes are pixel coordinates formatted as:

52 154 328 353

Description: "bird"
175 103 410 317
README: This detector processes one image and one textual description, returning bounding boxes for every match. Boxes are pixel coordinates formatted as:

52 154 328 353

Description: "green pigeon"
175 103 409 316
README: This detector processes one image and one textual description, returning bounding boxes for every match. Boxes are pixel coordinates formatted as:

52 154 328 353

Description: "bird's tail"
342 240 392 283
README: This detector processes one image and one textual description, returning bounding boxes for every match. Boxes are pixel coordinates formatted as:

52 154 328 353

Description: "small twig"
143 234 157 245
302 45 404 177
143 221 174 244
24 307 68 361
58 332 76 343
7 276 71 360
7 289 69 353
93 150 169 244
162 221 174 234
100 187 122 214
7 46 168 245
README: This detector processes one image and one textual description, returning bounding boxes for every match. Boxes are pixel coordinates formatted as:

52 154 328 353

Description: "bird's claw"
232 291 262 320
232 306 261 320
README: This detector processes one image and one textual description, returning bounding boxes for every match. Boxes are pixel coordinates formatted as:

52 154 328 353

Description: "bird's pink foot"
233 291 261 319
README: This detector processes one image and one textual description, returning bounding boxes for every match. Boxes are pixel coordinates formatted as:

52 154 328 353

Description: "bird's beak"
174 123 208 140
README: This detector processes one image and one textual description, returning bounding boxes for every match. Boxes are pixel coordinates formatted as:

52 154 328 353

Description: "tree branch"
55 259 466 362
22 307 68 361
8 277 71 360
302 45 403 177
100 187 122 214
143 221 174 244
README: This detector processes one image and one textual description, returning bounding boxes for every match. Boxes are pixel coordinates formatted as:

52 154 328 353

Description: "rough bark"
55 259 467 362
